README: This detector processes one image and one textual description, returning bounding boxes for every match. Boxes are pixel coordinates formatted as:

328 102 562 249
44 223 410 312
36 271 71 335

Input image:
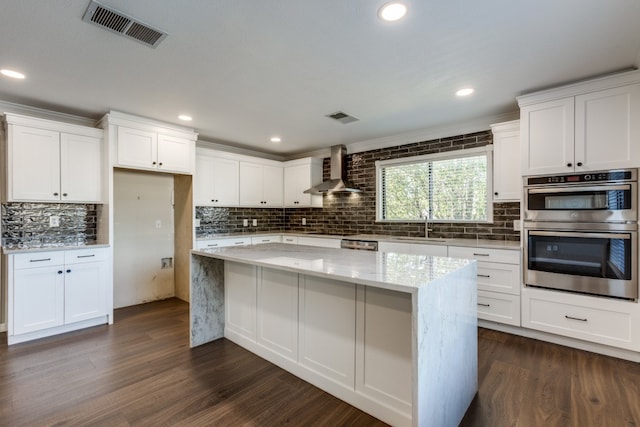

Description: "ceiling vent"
326 111 359 124
82 1 168 48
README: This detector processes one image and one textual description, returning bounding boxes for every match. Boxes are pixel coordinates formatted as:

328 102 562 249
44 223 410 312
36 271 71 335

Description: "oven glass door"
528 231 631 280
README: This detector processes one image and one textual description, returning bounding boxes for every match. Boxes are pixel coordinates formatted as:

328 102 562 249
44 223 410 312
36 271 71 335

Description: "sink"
393 237 451 243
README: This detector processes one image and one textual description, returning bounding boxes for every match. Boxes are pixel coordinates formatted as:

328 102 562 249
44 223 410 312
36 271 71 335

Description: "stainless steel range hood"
304 145 361 194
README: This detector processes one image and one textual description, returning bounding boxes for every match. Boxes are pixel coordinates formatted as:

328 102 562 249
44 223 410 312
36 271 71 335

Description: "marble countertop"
196 232 521 250
192 243 473 293
2 243 111 255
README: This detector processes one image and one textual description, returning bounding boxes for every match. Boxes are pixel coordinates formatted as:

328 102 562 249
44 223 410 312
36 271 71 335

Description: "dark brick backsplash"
2 203 99 249
196 129 521 241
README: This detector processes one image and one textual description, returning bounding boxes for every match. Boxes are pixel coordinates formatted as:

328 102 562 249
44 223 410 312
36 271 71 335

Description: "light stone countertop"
192 242 474 294
196 232 521 251
2 243 111 255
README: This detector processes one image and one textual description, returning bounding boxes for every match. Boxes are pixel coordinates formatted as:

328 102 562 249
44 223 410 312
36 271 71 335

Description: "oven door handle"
528 230 632 240
527 184 630 194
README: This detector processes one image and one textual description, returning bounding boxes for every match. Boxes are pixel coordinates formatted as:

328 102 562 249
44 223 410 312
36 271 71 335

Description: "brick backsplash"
196 130 520 241
1 202 99 249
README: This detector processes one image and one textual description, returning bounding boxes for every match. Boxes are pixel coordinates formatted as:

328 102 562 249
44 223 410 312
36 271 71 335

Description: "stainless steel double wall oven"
523 169 638 300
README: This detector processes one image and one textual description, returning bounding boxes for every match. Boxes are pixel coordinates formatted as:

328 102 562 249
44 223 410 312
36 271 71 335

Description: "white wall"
113 170 175 308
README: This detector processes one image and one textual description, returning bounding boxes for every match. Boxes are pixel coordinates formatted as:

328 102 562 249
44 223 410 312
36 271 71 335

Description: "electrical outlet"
155 220 162 229
161 257 173 269
513 220 521 231
302 218 306 225
243 219 249 227
49 216 60 227
252 219 257 226
194 218 201 227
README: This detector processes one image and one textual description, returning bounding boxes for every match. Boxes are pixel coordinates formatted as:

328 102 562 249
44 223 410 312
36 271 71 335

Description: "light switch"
252 219 257 226
155 220 162 229
243 219 249 227
49 216 60 227
302 218 306 225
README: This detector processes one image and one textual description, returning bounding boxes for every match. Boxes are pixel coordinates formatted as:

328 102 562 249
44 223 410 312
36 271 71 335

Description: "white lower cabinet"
223 262 412 426
251 235 281 245
299 275 356 388
378 241 447 256
9 248 109 342
448 245 521 326
296 236 341 248
522 287 640 351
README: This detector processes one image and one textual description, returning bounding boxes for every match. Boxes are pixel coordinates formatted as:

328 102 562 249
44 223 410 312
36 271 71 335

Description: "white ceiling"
1 0 639 156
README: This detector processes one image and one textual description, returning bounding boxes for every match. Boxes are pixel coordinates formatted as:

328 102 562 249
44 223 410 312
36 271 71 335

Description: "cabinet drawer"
14 252 65 269
251 235 282 245
448 246 520 264
522 290 637 350
196 238 250 249
282 236 299 244
64 248 107 264
477 262 520 295
477 291 520 326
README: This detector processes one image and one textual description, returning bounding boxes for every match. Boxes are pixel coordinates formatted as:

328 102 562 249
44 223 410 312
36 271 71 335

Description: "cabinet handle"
206 244 219 247
565 315 587 322
567 163 572 167
58 270 63 274
261 240 270 243
30 258 51 263
494 192 498 196
577 162 583 167
62 193 68 197
77 254 95 258
53 192 59 196
234 242 244 245
477 274 491 278
473 253 490 257
478 303 490 307
159 162 163 166
66 269 71 273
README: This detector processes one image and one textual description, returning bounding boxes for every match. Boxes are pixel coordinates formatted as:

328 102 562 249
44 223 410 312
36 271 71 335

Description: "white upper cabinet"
518 71 640 176
491 120 521 202
194 150 239 206
5 114 103 203
239 161 283 207
116 126 195 174
283 158 323 208
104 112 198 175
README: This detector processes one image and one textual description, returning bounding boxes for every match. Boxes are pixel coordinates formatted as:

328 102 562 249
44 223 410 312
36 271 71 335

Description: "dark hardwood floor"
1 298 639 426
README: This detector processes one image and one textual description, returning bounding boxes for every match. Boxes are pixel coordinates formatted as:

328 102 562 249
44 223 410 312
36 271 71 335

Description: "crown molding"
0 99 97 127
196 139 286 161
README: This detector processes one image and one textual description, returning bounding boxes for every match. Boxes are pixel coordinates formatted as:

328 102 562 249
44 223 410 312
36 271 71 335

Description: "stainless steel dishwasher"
340 239 378 251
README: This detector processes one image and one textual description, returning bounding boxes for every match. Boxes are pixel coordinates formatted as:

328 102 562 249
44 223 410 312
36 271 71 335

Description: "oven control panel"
527 170 634 185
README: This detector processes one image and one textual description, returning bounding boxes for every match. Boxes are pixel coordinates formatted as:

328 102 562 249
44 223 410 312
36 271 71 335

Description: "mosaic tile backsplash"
2 203 99 249
196 130 521 241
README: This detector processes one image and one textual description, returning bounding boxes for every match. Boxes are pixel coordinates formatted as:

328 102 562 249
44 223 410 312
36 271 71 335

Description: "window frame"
375 146 494 223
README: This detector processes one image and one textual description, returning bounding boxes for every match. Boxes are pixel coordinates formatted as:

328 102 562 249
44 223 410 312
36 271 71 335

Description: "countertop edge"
3 244 111 255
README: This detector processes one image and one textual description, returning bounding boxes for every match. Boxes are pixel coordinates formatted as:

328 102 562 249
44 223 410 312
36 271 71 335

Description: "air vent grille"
82 1 168 48
326 111 359 124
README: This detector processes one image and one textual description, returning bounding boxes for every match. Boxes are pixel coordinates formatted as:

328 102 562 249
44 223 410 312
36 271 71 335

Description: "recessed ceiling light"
378 2 407 22
178 115 193 121
456 88 475 97
270 136 282 143
1 69 26 79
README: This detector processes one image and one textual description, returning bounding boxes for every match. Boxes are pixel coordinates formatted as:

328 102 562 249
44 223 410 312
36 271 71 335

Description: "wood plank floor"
1 298 639 426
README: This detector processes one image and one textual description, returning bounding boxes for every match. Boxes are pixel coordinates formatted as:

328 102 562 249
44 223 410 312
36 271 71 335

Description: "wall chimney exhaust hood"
304 145 361 194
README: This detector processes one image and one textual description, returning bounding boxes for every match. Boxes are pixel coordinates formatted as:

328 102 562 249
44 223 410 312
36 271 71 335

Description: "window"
376 147 493 222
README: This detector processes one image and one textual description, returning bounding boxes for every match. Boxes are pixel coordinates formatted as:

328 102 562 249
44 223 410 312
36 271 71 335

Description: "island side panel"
190 254 225 347
413 261 478 427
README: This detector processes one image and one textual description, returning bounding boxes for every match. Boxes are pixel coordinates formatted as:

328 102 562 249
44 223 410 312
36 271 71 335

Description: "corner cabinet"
7 247 111 344
283 158 323 208
102 112 198 175
518 71 640 175
490 120 521 201
4 114 103 203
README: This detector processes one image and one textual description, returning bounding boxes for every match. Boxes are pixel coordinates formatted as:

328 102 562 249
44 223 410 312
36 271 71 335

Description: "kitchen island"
190 243 477 427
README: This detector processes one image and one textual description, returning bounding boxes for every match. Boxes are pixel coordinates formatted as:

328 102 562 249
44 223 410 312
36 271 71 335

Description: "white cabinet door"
378 241 448 256
521 97 575 175
239 162 264 206
13 266 65 334
492 121 521 201
262 165 283 206
283 161 323 207
64 261 107 324
213 157 240 205
157 134 192 173
257 268 299 361
575 84 640 171
225 262 257 340
297 236 342 248
116 126 157 169
60 133 102 202
299 275 356 388
194 154 216 205
9 125 60 201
